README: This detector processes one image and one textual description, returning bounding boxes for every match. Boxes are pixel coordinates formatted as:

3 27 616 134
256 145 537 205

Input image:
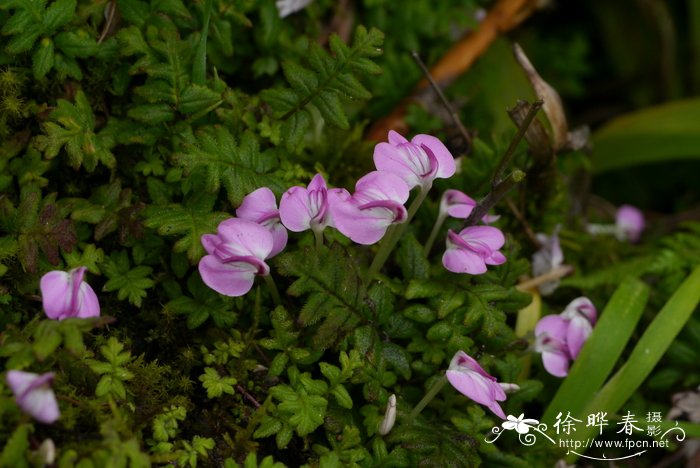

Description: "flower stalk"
408 375 448 423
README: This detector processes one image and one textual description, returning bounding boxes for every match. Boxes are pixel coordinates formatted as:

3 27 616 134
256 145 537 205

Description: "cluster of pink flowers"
534 297 597 377
199 131 508 297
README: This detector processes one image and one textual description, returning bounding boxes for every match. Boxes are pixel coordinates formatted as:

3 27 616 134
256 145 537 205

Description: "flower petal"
387 129 409 145
535 315 569 342
542 349 570 377
198 255 260 297
279 186 313 232
268 223 288 258
215 219 274 260
411 134 456 179
566 315 593 359
442 247 487 274
201 234 221 255
446 369 506 419
20 385 60 424
40 271 72 320
457 226 505 250
76 282 100 319
373 142 423 189
236 187 278 223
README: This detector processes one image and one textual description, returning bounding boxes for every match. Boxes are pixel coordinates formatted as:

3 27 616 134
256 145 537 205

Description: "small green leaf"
199 367 237 398
32 38 55 79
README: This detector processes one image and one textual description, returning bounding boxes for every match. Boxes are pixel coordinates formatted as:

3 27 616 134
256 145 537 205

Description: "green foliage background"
1 0 699 466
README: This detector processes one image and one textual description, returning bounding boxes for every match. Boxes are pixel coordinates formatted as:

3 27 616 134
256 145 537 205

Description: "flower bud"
378 394 397 435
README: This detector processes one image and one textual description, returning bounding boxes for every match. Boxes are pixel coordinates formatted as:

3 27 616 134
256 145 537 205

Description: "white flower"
502 413 539 434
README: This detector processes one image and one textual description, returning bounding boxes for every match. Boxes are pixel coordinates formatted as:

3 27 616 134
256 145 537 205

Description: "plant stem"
365 185 430 285
424 212 447 255
462 170 525 229
491 99 543 186
263 274 282 306
411 51 472 150
313 228 324 250
408 375 448 423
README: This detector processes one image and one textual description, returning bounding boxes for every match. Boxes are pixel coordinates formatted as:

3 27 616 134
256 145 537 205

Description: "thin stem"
365 185 431 285
408 375 448 423
263 274 282 306
462 170 525 229
424 212 447 256
411 51 472 150
491 99 543 186
313 228 324 250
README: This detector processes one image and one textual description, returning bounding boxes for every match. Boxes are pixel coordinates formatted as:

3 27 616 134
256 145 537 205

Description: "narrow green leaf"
43 0 77 31
543 278 649 422
192 0 213 85
592 98 700 172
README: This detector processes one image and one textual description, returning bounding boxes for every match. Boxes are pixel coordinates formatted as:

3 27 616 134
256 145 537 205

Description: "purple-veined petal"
279 174 331 233
373 142 424 189
198 255 263 297
562 296 597 325
387 129 408 145
485 250 507 265
446 351 506 419
214 219 274 261
331 199 405 245
456 226 505 251
411 133 456 179
355 171 410 206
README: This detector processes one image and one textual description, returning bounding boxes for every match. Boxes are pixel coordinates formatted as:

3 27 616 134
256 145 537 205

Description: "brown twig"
367 0 540 140
410 51 472 149
236 384 261 408
516 265 574 291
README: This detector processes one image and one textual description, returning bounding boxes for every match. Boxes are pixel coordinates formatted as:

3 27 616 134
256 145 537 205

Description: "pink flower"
440 190 499 223
199 219 273 297
534 297 597 377
560 297 597 359
446 351 507 419
40 267 100 320
374 130 456 190
328 171 409 245
534 315 571 377
442 226 506 274
6 371 60 424
279 174 334 234
237 188 288 257
615 205 645 243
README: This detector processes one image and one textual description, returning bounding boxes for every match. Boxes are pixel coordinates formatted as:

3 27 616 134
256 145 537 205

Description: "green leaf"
32 38 55 79
43 0 77 32
34 90 115 171
173 127 283 205
276 391 327 436
543 278 649 422
192 0 212 85
143 191 229 262
592 98 700 172
199 367 237 398
0 424 30 468
103 251 155 306
32 320 63 360
276 243 364 348
54 30 98 58
127 103 175 125
398 233 430 280
179 84 222 115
